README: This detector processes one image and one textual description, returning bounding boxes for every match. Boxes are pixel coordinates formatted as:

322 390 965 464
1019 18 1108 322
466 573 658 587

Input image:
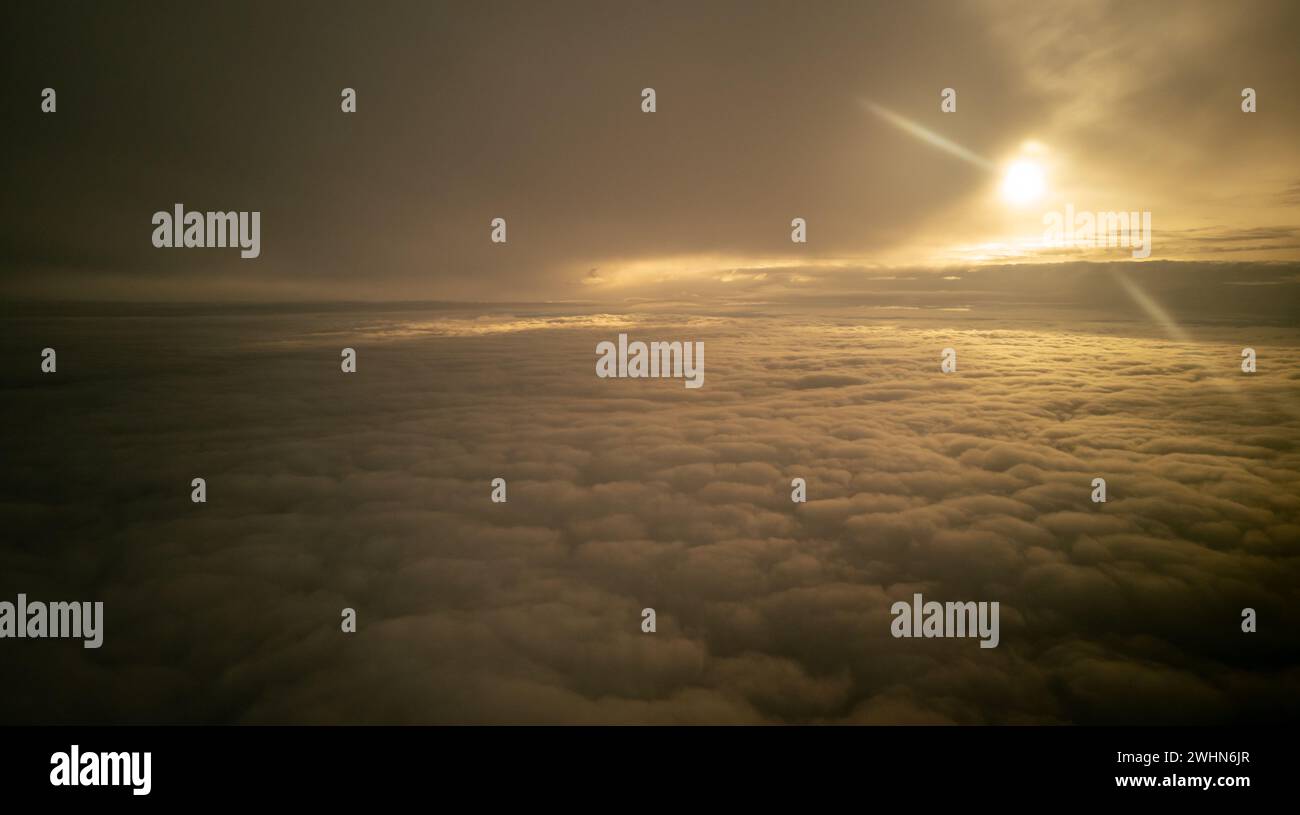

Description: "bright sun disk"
1000 160 1046 205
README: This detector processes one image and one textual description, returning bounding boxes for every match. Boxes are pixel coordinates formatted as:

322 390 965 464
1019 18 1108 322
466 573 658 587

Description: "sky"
2 0 1299 302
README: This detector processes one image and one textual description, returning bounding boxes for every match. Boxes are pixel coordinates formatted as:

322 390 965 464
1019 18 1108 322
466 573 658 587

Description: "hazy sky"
3 0 1298 301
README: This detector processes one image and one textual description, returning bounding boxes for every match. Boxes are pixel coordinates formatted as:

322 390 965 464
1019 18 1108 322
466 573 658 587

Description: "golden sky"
2 0 1298 301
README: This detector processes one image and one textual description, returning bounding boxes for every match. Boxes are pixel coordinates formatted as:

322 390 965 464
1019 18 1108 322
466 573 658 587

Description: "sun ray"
859 99 994 169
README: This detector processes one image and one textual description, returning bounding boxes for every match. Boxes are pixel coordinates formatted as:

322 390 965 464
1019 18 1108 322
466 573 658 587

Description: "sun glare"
1000 159 1046 206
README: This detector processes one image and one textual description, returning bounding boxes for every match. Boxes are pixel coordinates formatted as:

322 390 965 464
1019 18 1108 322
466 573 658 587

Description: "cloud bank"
1 302 1296 723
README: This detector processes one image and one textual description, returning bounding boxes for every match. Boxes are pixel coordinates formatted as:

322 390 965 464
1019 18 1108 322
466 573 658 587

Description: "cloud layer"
1 301 1297 723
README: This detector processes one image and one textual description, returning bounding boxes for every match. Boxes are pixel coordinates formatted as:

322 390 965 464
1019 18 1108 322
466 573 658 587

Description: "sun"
1000 159 1046 206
